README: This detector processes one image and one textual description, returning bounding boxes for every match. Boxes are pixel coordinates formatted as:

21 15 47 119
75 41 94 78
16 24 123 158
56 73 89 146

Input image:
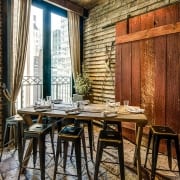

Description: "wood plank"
121 43 132 102
166 33 180 133
154 36 166 125
122 16 142 136
115 20 127 37
165 3 179 24
140 10 155 30
179 33 180 122
115 45 122 101
140 38 155 124
140 11 155 124
129 15 141 32
179 3 180 21
116 22 180 44
154 6 167 27
115 20 127 102
130 16 141 106
153 9 166 126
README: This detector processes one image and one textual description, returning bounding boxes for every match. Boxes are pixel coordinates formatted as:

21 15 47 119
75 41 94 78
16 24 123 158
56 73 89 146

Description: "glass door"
17 1 72 108
51 13 72 102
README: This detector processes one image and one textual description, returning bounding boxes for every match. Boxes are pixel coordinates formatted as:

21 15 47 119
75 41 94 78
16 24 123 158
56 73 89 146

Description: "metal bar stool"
94 121 125 180
53 125 89 180
75 119 94 161
144 125 180 180
18 123 55 180
0 114 23 163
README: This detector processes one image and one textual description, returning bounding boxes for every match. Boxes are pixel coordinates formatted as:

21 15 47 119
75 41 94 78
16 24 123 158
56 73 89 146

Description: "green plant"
74 73 91 95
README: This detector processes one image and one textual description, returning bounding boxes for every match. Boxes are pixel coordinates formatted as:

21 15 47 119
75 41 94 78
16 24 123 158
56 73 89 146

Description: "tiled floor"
0 126 179 180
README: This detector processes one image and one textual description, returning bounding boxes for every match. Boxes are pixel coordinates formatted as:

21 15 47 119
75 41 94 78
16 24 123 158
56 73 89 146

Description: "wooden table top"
17 103 148 127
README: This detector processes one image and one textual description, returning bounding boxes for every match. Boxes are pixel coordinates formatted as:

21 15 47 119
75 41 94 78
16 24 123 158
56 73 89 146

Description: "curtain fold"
3 0 31 115
67 11 81 80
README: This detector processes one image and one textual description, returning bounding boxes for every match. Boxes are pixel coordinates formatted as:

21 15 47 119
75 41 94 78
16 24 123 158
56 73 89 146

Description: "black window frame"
32 0 68 98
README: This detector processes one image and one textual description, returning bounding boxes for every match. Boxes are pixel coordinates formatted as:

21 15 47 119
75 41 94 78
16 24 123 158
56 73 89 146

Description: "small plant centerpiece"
74 72 92 96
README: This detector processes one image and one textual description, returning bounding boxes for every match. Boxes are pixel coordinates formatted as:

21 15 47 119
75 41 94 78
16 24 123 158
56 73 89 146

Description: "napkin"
126 106 144 113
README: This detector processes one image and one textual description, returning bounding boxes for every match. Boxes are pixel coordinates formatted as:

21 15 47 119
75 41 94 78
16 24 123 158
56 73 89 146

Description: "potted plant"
74 72 92 97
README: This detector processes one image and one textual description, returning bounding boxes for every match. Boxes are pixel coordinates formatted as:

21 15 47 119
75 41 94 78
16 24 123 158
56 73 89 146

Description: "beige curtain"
3 0 31 115
67 11 81 80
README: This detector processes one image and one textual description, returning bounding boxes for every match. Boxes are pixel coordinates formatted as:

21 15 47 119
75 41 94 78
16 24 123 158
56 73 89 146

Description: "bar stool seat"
0 114 23 162
53 125 89 180
94 124 125 180
144 125 180 180
18 123 55 180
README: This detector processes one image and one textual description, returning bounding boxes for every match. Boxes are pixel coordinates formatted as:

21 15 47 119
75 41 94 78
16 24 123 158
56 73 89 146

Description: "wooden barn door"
115 3 180 143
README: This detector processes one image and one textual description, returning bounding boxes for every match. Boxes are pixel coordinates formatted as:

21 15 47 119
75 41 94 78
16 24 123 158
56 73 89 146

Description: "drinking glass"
123 100 129 107
115 102 120 112
105 99 111 111
46 96 51 105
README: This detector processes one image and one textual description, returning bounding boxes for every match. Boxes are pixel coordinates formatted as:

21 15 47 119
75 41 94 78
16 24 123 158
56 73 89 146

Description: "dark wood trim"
45 0 88 17
116 22 180 44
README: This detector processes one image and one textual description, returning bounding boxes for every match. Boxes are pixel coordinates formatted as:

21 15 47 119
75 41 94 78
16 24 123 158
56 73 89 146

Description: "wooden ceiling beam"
44 0 88 17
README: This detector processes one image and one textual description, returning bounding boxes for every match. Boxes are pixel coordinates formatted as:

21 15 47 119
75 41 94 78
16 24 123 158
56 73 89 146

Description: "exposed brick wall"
0 0 3 145
83 0 180 103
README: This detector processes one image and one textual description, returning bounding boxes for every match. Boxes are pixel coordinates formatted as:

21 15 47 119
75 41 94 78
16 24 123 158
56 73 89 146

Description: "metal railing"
17 76 72 108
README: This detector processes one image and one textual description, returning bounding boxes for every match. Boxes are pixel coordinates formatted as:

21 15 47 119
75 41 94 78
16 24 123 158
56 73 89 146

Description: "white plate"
102 111 118 117
126 106 144 113
104 113 117 117
35 109 48 112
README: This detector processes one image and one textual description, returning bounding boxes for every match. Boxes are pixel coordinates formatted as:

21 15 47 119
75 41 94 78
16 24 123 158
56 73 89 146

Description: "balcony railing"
17 76 72 108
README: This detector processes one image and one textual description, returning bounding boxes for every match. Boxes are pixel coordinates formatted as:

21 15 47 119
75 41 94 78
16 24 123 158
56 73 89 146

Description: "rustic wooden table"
17 103 148 180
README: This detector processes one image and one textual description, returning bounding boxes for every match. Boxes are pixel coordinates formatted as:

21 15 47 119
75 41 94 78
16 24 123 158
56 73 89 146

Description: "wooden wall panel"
165 3 179 24
115 20 127 37
166 34 180 133
115 45 122 101
140 11 155 123
115 20 127 102
165 5 179 133
121 43 132 101
140 39 155 123
131 43 141 106
154 36 166 125
153 7 167 126
179 3 180 21
154 6 167 27
140 11 155 30
115 3 180 143
130 16 141 106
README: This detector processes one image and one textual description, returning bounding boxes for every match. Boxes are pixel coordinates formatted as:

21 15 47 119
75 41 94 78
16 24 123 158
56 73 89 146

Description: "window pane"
51 13 71 102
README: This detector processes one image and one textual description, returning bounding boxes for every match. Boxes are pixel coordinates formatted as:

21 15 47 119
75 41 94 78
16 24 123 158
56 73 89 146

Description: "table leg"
135 125 143 180
133 124 138 166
